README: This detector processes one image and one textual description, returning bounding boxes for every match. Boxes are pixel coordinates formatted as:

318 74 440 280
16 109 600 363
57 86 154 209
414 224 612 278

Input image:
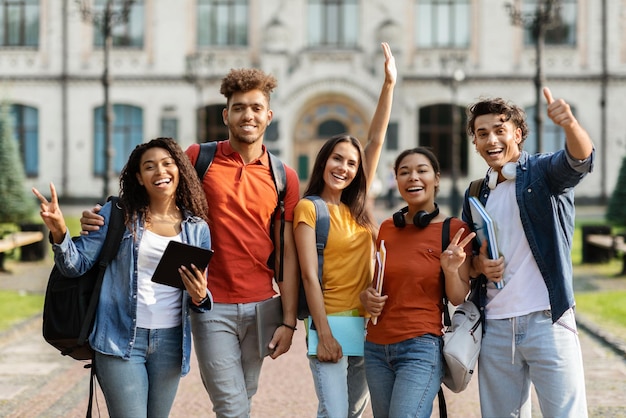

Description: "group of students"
33 41 593 418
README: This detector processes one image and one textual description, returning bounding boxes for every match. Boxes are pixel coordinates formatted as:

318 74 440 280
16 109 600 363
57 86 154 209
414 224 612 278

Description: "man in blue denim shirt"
461 88 593 418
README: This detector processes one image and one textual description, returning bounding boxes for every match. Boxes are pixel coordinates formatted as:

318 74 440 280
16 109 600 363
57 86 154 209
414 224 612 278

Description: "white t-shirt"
136 230 183 329
484 180 550 319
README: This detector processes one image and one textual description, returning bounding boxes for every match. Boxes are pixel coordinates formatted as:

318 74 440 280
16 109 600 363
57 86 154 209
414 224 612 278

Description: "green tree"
607 156 626 227
0 101 35 228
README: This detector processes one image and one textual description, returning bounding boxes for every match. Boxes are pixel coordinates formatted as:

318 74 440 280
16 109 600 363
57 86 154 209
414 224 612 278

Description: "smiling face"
223 89 273 146
473 113 522 171
395 152 440 210
135 147 179 202
322 141 360 195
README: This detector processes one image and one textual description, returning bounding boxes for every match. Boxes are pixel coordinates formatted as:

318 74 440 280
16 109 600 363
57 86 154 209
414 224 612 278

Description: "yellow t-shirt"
294 199 373 315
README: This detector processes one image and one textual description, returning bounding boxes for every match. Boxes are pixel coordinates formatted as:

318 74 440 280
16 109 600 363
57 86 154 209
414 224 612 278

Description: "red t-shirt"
366 217 472 344
186 141 300 303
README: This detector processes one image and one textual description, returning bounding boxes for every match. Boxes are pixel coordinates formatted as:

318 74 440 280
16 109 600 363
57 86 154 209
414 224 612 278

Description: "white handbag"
442 300 482 393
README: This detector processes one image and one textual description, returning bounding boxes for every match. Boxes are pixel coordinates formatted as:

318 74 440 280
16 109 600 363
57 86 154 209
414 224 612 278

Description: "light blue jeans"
190 302 263 418
364 334 443 418
308 355 369 418
478 309 588 418
94 326 183 418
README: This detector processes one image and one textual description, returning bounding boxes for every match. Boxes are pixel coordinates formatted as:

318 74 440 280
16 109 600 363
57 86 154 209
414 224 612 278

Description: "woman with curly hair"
33 137 213 418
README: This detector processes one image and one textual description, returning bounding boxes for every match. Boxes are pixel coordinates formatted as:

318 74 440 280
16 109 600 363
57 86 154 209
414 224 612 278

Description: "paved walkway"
1 204 625 417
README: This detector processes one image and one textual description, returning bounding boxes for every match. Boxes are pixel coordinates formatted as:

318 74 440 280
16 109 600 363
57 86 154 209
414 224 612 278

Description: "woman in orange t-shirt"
360 147 475 418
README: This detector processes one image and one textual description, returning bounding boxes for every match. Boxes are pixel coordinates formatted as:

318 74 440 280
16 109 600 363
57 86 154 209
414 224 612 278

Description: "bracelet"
193 293 209 306
281 322 297 331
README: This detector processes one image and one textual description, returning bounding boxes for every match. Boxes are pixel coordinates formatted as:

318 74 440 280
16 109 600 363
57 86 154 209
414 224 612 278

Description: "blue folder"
307 315 365 357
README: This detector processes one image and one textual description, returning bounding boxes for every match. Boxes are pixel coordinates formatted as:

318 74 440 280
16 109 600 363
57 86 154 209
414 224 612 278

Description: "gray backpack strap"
305 196 330 286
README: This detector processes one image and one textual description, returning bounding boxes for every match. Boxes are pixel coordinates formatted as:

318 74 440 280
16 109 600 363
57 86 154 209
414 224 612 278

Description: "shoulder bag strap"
441 217 452 327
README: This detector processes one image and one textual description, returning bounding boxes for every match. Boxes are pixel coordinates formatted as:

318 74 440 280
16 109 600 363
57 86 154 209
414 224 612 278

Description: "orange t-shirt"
186 141 300 303
366 217 472 345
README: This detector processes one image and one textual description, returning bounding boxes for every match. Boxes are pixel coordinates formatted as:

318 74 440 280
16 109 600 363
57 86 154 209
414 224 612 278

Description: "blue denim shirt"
462 147 594 323
52 201 212 376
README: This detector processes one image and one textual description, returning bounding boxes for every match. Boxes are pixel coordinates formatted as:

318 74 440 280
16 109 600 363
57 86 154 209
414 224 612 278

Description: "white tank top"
136 230 183 329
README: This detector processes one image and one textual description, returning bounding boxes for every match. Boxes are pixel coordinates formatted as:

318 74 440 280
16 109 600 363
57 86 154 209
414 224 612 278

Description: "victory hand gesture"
32 183 67 244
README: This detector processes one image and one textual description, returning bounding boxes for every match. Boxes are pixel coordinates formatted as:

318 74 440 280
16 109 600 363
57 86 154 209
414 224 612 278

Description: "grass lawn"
575 291 626 329
0 215 81 333
0 290 44 332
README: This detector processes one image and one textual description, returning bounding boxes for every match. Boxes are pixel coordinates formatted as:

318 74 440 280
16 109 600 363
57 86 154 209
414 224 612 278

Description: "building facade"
0 0 624 206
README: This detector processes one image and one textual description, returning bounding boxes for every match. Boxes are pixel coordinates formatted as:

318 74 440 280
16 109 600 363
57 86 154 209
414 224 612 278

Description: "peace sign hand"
440 228 476 273
32 182 67 244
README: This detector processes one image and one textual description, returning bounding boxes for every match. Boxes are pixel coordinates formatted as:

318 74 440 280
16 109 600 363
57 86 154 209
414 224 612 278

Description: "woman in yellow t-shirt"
293 42 395 418
360 147 475 418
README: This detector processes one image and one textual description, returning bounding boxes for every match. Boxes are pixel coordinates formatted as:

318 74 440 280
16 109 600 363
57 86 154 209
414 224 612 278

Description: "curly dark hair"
466 97 529 149
303 134 376 234
220 68 277 106
118 137 209 229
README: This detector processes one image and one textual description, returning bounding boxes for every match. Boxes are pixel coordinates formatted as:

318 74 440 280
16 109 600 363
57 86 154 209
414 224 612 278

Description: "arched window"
9 104 39 177
94 104 143 175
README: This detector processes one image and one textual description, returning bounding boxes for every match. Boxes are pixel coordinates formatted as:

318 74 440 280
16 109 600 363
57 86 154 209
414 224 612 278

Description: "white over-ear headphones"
487 162 516 190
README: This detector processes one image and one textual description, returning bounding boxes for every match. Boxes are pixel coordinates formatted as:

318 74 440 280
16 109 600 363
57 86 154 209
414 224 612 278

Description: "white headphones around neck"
487 162 516 190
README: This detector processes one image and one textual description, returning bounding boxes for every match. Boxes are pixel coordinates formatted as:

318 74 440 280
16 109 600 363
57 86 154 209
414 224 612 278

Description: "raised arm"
363 42 397 190
543 87 593 160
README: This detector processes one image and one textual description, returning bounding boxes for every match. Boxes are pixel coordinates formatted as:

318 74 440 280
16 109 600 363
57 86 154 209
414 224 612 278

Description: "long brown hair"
303 134 376 234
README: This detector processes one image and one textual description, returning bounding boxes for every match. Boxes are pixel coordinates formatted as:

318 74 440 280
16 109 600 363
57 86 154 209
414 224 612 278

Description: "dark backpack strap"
305 196 330 287
441 217 452 327
194 141 218 181
78 196 125 345
438 218 452 418
469 178 484 198
268 151 287 282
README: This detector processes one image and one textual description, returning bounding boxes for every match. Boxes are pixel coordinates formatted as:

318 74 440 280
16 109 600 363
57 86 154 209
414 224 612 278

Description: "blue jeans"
308 355 369 418
364 334 443 418
478 309 588 418
190 302 263 418
94 326 183 418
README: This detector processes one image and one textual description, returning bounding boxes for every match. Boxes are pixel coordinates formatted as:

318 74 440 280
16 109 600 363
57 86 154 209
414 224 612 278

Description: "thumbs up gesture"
543 87 577 129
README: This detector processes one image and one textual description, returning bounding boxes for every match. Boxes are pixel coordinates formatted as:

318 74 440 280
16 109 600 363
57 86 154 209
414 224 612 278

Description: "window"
94 104 143 175
418 104 467 175
523 0 576 46
0 0 39 47
386 122 399 151
198 104 228 143
308 0 358 48
523 105 569 154
9 104 38 177
197 0 248 47
93 0 144 48
160 117 178 139
416 0 470 49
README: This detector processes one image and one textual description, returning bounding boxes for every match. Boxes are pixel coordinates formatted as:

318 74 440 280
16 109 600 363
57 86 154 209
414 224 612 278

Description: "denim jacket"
52 201 212 376
462 147 594 323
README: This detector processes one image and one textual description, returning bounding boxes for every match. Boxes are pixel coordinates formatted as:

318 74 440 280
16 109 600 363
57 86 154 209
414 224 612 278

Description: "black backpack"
193 141 289 281
42 197 125 361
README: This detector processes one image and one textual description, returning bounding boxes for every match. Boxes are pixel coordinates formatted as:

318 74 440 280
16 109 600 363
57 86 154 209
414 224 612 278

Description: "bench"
0 231 45 272
585 233 626 275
